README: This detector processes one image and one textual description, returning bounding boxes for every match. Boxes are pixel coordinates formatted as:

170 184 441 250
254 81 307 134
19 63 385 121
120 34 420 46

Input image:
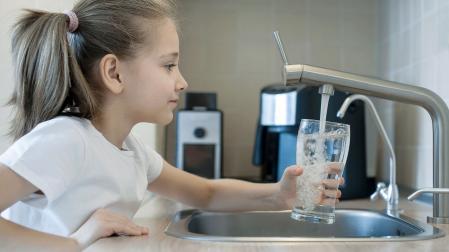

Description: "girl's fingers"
318 198 336 206
106 211 149 236
116 224 144 236
141 227 149 235
317 189 341 199
315 189 342 205
325 162 343 174
317 178 344 189
123 220 149 235
323 189 341 198
322 179 339 189
288 165 303 177
323 189 336 198
115 222 149 236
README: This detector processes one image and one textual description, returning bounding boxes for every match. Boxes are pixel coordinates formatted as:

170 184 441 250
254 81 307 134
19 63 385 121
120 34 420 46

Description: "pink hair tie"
63 10 79 33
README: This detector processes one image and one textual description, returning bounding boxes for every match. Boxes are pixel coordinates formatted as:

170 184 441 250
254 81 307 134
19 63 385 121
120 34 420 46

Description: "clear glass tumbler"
291 119 350 224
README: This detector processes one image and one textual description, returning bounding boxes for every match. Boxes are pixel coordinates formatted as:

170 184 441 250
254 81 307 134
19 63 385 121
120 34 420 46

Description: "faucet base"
427 216 449 224
385 208 404 217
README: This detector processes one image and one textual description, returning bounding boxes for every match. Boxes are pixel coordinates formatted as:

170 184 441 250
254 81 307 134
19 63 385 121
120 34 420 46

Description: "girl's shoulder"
0 117 90 204
30 116 89 137
12 116 90 152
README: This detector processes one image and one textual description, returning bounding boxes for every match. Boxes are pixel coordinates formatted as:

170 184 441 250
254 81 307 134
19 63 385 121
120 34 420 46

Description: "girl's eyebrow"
159 52 179 59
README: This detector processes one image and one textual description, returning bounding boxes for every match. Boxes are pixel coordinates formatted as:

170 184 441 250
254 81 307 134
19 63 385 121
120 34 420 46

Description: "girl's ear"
98 54 124 94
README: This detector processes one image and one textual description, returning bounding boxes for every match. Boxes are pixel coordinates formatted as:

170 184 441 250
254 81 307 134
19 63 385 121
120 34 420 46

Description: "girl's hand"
70 208 149 250
276 165 345 209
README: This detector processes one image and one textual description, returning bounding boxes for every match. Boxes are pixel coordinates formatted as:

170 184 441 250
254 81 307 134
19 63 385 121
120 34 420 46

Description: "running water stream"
319 93 330 133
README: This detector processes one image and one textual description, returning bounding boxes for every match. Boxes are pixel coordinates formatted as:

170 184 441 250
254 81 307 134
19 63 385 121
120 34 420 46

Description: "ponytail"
9 10 97 140
9 0 177 140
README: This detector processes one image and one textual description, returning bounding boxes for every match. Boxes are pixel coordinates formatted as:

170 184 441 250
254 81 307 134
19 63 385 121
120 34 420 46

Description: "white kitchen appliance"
176 93 222 179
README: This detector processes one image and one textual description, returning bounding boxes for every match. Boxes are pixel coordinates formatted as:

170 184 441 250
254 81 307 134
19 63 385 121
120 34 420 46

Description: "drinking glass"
291 119 350 224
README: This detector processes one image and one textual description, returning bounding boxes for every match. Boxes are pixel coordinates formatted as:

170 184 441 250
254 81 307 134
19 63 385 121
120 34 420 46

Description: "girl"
0 0 343 251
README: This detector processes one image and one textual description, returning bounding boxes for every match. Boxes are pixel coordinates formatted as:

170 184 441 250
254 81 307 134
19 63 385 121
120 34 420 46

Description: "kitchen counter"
85 194 449 252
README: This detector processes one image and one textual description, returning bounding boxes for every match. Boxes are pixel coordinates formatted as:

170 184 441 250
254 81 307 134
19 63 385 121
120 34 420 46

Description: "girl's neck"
91 114 134 150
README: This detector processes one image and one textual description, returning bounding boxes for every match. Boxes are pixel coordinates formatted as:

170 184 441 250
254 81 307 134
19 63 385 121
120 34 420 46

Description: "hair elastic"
63 10 79 33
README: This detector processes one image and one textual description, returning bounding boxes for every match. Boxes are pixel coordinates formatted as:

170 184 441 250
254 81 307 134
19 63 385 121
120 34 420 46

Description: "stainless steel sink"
165 209 444 242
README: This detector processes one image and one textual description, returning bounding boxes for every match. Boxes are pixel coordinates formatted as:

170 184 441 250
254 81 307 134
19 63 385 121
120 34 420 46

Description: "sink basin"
165 209 444 242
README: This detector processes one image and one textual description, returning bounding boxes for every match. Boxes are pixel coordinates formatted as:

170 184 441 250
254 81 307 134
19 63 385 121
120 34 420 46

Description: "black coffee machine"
252 84 375 199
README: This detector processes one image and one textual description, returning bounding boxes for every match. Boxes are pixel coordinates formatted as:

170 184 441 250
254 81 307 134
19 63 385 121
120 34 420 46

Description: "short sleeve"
144 146 163 183
126 134 163 183
0 120 85 203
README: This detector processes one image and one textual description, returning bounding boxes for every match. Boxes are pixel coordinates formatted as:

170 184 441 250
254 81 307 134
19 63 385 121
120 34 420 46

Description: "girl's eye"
165 64 177 72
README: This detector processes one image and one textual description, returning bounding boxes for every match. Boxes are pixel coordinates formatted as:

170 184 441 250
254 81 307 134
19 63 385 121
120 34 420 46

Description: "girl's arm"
0 164 80 251
0 164 148 251
148 161 315 212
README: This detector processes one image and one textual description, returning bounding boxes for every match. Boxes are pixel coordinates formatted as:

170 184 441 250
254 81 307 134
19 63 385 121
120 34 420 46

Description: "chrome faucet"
273 31 449 224
336 94 399 216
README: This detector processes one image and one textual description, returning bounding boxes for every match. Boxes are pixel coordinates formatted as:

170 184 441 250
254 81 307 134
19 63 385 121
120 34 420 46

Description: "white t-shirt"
0 116 163 236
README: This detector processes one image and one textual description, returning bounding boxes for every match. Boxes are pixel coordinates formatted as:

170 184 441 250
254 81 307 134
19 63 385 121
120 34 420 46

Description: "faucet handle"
273 31 289 65
370 182 387 201
407 187 449 201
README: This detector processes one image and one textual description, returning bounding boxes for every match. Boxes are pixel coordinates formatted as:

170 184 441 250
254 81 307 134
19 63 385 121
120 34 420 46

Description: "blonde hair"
9 0 176 140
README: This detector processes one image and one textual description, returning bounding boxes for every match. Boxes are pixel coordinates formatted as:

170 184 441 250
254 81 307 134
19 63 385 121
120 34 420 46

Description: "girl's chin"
141 110 174 125
157 112 174 125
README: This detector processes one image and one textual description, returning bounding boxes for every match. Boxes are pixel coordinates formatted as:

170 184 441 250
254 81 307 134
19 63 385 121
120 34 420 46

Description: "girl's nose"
177 73 188 91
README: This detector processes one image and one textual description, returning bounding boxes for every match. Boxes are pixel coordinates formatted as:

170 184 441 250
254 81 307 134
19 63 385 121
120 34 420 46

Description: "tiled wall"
172 0 380 178
377 0 449 189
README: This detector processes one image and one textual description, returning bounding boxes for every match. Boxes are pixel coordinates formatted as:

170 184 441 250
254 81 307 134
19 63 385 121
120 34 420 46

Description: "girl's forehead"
140 18 179 57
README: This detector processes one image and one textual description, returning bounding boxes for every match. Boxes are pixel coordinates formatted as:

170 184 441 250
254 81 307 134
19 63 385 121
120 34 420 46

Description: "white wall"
0 0 159 153
172 0 380 178
377 0 449 189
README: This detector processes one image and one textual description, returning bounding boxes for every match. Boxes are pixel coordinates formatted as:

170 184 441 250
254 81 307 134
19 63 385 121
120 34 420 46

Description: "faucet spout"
318 84 335 96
